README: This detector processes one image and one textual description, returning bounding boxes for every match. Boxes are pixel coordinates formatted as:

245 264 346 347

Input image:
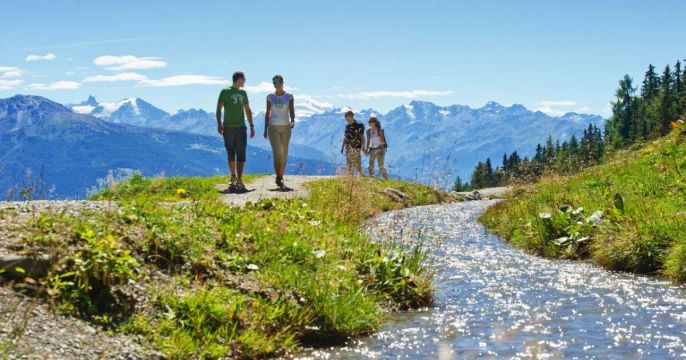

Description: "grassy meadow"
13 174 448 359
480 129 686 281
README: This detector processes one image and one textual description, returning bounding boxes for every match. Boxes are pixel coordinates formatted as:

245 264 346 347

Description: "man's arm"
216 100 223 134
244 103 255 138
365 129 370 152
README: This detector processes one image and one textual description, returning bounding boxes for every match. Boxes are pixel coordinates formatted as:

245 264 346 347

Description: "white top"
369 128 382 148
267 92 293 126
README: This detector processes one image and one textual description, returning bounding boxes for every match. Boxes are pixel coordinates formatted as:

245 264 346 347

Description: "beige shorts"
268 125 292 163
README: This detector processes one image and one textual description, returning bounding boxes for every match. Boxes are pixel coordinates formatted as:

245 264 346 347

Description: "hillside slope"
480 129 686 281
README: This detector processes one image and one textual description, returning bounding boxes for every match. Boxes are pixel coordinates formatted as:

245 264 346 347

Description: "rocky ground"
0 200 163 359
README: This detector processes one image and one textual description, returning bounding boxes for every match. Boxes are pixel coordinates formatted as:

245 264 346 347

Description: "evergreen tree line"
454 59 686 192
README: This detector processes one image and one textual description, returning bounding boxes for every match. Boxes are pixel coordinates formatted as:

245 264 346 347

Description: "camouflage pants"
346 146 362 169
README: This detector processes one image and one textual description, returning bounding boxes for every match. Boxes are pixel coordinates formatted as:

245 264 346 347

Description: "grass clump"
91 173 262 203
13 175 446 358
480 130 686 280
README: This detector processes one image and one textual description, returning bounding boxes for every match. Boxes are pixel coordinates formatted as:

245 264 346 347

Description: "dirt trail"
216 175 332 207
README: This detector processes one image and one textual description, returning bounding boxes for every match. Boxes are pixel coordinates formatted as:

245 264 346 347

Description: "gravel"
0 200 162 359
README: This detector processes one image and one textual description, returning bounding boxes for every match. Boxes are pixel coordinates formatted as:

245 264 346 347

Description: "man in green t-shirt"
216 71 255 192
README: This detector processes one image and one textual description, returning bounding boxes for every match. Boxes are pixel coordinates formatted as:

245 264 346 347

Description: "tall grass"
7 174 446 358
480 129 686 280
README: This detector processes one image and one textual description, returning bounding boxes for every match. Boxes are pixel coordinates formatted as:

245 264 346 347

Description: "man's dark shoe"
276 176 285 189
236 178 247 193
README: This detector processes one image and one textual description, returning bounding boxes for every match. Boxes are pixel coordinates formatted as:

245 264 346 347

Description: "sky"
1 0 685 118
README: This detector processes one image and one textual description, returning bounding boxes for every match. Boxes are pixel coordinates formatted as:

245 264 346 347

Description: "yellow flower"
176 188 187 197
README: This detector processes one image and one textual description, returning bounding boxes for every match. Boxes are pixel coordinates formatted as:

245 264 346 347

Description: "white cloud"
338 89 453 100
0 66 22 78
139 75 226 87
534 100 584 116
0 79 23 90
25 53 57 62
294 94 334 118
575 106 592 114
27 80 81 90
83 72 148 83
539 100 576 107
243 81 297 94
93 55 167 71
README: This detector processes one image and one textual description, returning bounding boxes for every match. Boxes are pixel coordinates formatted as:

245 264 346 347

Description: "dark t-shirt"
344 121 365 149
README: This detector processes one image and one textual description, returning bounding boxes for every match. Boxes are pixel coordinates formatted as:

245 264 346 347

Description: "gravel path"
217 175 332 207
0 201 119 256
455 186 511 199
0 287 159 359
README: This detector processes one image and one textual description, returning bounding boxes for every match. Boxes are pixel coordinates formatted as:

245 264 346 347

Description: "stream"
293 200 686 359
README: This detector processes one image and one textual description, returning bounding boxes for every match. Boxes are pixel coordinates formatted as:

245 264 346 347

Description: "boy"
340 110 365 176
216 71 255 192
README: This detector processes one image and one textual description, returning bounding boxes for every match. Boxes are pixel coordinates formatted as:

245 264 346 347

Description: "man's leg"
236 127 248 187
345 147 354 176
224 129 238 186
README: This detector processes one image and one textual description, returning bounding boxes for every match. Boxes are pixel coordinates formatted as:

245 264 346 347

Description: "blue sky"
1 0 685 117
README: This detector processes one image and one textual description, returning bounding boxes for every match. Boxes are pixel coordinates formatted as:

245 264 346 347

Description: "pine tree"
453 176 464 192
658 65 673 134
607 75 636 146
641 64 660 101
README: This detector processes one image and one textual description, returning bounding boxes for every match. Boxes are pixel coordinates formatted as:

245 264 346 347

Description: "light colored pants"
368 148 387 177
268 125 291 163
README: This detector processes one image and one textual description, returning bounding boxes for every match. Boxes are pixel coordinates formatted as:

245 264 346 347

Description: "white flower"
539 212 552 219
246 264 259 271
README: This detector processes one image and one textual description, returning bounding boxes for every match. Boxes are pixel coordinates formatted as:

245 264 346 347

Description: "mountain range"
0 95 332 199
69 95 604 187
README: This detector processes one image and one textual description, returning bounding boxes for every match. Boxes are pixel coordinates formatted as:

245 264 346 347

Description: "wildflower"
539 212 552 219
572 207 584 215
246 264 259 271
313 249 326 258
586 210 603 224
308 220 320 227
176 188 187 197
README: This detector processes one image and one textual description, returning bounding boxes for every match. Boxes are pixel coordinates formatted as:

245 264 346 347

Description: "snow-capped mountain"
67 95 604 188
1 95 333 199
69 96 329 161
291 101 605 187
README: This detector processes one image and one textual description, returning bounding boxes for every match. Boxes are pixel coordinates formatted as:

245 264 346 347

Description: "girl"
263 75 295 189
365 117 388 179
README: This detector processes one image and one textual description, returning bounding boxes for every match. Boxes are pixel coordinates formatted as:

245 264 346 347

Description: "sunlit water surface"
290 200 686 359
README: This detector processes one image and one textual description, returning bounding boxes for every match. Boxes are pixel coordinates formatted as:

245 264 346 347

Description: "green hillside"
5 175 447 359
480 128 686 281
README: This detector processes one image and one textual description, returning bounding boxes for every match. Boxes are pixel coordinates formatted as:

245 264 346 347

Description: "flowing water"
293 200 686 359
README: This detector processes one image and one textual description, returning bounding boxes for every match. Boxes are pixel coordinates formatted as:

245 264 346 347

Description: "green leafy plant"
48 226 139 323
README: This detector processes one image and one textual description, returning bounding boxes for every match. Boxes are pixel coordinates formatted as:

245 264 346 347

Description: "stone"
383 188 410 202
464 190 483 201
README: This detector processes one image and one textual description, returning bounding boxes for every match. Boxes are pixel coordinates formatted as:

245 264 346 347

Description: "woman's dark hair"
368 116 382 129
232 71 245 82
344 110 354 118
272 74 284 82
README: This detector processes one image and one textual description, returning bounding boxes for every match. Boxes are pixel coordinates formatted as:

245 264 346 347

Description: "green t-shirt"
218 87 249 128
